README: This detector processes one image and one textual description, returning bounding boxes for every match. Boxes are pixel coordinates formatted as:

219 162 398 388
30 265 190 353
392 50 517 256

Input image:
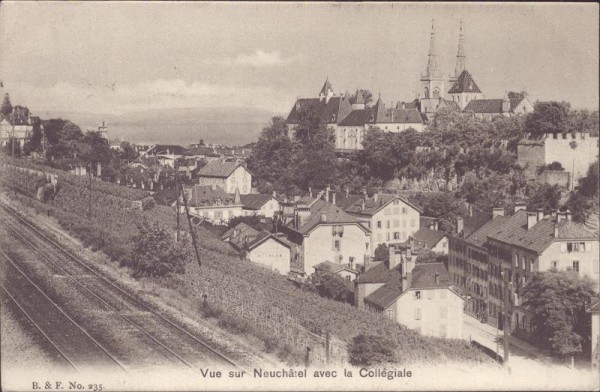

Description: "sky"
0 2 598 116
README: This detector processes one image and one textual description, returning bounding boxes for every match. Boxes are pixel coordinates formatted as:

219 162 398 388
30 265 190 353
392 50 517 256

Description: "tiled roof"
462 205 493 237
344 193 423 216
356 261 402 284
364 280 404 309
197 161 244 178
240 194 276 210
368 107 423 125
147 144 188 155
411 263 452 289
222 222 261 241
338 109 372 126
464 99 510 114
486 210 598 254
247 232 291 251
447 70 482 94
413 228 447 249
286 96 352 125
464 215 509 248
187 185 239 207
289 202 368 235
327 193 364 210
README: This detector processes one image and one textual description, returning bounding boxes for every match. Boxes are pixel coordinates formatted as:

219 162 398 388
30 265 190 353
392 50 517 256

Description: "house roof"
420 216 438 229
186 185 239 207
247 232 291 251
364 280 404 309
286 96 352 125
355 90 365 104
240 194 276 210
221 222 260 241
327 192 364 210
464 215 509 248
356 262 402 284
344 193 423 216
314 260 358 275
320 79 332 95
411 262 452 289
369 107 423 125
413 228 447 249
197 161 245 178
289 202 369 235
462 205 493 237
486 210 598 254
338 109 372 126
464 99 513 114
147 144 188 155
447 70 482 94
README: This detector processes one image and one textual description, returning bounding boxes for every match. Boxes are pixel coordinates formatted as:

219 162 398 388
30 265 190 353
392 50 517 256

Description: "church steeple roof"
370 95 386 122
355 90 365 104
448 70 481 94
424 20 441 79
454 20 466 78
320 77 333 95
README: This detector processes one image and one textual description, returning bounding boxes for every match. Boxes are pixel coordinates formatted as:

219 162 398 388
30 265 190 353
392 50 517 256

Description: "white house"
196 161 252 194
183 185 243 225
246 233 292 275
240 193 280 218
412 228 449 254
344 193 422 253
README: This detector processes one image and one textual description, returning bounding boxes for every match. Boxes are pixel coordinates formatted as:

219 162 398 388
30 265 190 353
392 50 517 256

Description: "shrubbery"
348 334 397 366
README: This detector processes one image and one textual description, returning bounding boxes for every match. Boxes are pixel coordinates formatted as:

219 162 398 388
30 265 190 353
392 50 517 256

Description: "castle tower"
352 89 366 110
419 20 446 114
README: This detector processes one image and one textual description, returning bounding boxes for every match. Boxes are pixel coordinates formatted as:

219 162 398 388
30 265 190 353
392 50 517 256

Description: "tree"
373 243 389 262
310 264 353 303
410 192 461 232
348 334 397 366
507 91 527 100
349 89 374 107
118 141 139 161
578 161 599 198
525 101 572 138
526 183 561 214
520 271 597 362
82 131 112 171
0 93 12 117
126 221 189 277
539 161 565 173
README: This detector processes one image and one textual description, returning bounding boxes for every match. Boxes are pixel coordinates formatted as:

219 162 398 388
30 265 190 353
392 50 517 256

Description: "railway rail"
0 201 241 371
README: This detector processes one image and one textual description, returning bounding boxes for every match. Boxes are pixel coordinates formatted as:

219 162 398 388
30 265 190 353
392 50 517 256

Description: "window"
514 254 519 267
349 256 355 265
393 220 400 228
573 261 579 273
410 219 415 228
402 220 407 228
386 220 391 229
333 240 341 251
415 291 421 300
377 221 382 229
402 207 407 214
386 233 390 241
345 275 352 282
394 232 400 240
414 308 422 320
386 308 394 319
552 260 558 269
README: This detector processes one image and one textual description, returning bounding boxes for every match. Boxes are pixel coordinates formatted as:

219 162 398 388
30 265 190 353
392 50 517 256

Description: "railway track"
0 202 240 372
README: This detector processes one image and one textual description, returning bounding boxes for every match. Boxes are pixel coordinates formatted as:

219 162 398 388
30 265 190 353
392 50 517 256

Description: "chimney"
434 272 440 284
233 228 240 238
565 209 572 221
294 206 299 229
309 187 312 198
433 220 438 231
468 203 473 217
456 217 464 235
320 213 327 223
515 203 526 212
344 187 349 198
551 209 557 218
97 162 102 177
363 189 368 200
527 211 538 229
554 222 559 238
373 193 378 203
325 186 330 203
332 193 336 206
361 199 366 212
537 208 544 222
388 245 396 269
492 207 504 217
363 254 371 272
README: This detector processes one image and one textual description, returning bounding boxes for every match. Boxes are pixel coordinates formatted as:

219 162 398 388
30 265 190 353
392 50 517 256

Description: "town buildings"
183 184 243 225
196 161 252 195
449 206 599 334
0 106 42 148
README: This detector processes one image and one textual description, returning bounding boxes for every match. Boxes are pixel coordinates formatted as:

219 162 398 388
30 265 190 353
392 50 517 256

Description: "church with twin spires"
286 21 534 152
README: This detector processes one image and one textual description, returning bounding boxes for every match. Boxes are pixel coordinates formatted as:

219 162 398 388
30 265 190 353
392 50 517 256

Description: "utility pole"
175 164 180 242
11 107 15 157
88 163 93 219
178 180 201 268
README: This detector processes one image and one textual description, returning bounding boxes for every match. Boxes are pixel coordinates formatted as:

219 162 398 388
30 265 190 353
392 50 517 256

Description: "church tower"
419 20 446 114
447 22 483 109
319 77 334 104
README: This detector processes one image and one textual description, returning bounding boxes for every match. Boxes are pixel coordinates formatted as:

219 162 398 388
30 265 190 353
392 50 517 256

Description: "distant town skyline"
0 2 598 117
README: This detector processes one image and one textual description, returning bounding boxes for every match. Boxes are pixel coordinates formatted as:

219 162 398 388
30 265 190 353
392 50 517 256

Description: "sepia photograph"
0 2 598 391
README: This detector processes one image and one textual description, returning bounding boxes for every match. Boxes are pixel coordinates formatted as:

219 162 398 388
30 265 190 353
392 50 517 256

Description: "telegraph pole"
11 107 15 157
178 179 201 268
175 164 180 242
88 163 93 219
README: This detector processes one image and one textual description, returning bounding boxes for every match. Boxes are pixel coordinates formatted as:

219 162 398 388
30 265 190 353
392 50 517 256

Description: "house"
196 161 252 194
182 185 243 225
344 192 422 252
463 94 534 120
280 199 371 276
240 193 280 218
517 132 599 186
0 106 40 148
355 244 465 339
412 228 449 254
314 260 359 283
589 298 600 369
222 222 292 275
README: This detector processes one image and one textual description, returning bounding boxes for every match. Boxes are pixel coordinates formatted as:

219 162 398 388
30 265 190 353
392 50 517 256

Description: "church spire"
454 20 466 78
425 19 440 78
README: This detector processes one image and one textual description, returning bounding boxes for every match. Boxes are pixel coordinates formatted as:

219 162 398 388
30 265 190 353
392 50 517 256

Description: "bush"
348 334 397 366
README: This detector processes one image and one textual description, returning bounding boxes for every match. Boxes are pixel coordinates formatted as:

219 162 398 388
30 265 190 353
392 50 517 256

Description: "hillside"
36 107 282 146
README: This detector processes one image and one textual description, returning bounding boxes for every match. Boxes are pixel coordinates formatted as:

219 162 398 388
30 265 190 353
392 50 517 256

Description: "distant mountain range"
35 107 283 146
